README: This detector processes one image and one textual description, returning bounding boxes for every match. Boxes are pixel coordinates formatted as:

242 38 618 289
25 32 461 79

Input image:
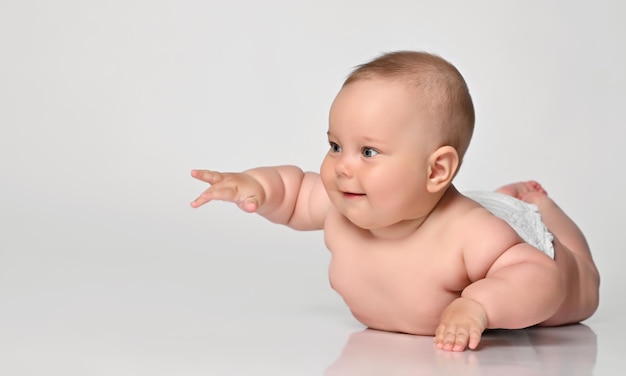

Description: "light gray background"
1 1 624 375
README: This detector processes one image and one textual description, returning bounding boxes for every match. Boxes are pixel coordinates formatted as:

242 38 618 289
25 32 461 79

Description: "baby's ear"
426 146 459 193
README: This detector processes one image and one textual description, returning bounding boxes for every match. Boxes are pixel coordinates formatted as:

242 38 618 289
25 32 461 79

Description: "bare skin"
496 181 600 326
190 79 599 352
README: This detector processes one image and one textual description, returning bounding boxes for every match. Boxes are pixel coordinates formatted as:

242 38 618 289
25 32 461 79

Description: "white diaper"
464 191 555 259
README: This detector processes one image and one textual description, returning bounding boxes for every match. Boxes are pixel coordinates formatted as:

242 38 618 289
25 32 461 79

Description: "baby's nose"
335 156 354 178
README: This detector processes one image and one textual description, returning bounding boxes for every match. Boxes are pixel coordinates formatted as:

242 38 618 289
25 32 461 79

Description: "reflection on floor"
325 324 596 375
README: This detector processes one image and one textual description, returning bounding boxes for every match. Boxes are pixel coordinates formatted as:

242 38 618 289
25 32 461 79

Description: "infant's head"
320 52 475 231
342 51 475 167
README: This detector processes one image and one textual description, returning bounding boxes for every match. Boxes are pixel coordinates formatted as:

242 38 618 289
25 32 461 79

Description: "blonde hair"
344 51 475 162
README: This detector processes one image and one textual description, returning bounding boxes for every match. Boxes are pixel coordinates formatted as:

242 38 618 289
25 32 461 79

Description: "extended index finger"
191 169 223 184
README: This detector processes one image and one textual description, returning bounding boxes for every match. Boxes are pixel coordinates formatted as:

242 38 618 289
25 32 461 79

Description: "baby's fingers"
191 169 223 184
434 324 481 352
434 324 467 352
190 185 259 212
190 169 264 211
467 329 482 350
434 297 486 352
190 186 236 208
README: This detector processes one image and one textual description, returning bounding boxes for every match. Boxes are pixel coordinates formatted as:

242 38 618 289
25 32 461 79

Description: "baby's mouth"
342 191 366 199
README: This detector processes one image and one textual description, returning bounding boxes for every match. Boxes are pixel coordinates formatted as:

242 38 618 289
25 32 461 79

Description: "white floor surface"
0 224 619 375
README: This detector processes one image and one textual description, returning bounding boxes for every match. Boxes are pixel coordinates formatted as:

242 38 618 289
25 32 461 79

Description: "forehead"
329 78 432 135
333 78 414 108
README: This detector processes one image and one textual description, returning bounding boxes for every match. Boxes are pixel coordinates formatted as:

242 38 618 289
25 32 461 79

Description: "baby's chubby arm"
435 213 564 351
190 166 329 230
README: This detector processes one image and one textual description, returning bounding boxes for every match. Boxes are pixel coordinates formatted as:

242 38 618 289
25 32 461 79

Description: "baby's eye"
362 147 379 158
329 142 342 153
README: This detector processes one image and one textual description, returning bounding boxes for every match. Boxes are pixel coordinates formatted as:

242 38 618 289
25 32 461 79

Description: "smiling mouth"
342 192 366 199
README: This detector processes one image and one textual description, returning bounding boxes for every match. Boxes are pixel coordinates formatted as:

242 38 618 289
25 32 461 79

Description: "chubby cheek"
319 156 335 191
368 170 421 208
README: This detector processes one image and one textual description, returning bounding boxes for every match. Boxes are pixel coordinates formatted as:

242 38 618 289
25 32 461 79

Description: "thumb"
238 197 259 213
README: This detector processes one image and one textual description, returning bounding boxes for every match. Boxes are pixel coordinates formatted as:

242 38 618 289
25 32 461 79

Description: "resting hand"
434 297 488 351
190 169 265 213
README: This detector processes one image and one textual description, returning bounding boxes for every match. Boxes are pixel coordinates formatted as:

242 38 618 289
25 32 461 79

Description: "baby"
190 51 600 351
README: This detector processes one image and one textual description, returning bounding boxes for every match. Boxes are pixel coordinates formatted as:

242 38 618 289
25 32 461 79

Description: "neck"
366 184 457 241
367 219 426 241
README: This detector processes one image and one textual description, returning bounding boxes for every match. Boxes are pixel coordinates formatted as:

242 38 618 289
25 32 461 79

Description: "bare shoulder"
451 195 525 281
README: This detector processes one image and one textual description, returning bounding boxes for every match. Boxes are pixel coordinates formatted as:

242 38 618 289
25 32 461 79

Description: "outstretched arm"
190 166 329 230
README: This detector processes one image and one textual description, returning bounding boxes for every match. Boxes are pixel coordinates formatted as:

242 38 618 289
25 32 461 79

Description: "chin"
344 215 384 230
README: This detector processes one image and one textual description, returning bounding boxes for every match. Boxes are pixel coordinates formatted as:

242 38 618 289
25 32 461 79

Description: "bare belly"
329 265 462 335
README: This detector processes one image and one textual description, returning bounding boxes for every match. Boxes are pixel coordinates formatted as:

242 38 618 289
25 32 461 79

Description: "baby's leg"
496 181 600 325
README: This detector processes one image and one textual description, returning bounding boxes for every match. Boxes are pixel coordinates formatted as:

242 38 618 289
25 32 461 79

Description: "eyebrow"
361 136 384 144
326 131 386 147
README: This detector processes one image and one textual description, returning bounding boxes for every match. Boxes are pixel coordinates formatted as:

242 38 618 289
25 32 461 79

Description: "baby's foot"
496 181 547 203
